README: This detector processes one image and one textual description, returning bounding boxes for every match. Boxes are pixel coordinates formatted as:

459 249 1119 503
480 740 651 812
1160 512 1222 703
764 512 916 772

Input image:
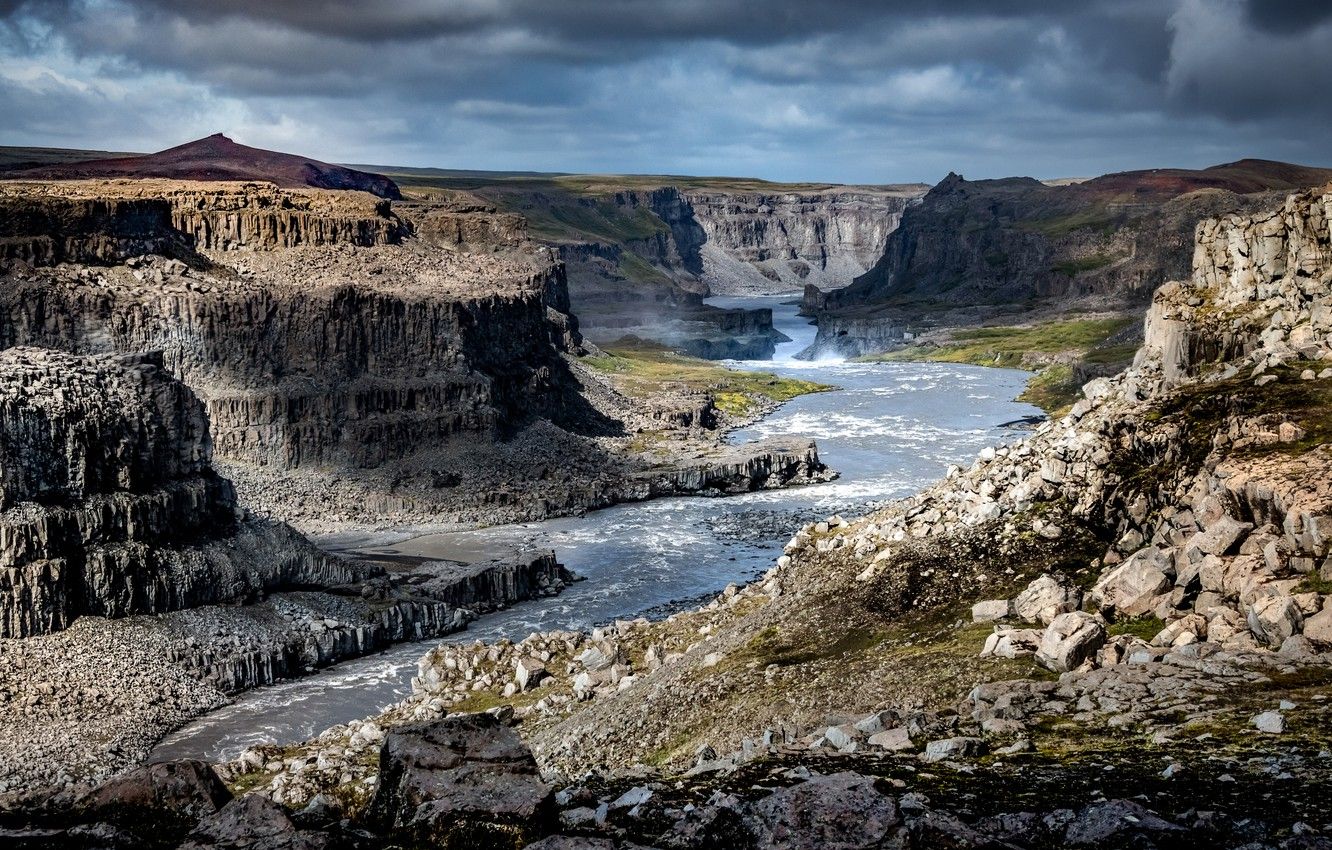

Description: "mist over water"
151 296 1041 762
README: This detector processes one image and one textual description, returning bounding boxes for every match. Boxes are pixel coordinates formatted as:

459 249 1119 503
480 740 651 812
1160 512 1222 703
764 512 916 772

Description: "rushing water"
151 296 1041 762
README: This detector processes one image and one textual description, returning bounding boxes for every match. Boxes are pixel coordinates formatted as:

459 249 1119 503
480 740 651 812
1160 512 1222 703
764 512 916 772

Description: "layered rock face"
0 181 587 517
528 184 922 357
0 180 405 265
684 189 919 295
1143 186 1332 383
0 347 365 638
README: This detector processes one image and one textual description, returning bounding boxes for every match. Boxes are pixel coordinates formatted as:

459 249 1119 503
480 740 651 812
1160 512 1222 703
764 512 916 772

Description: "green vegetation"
1296 573 1332 594
1051 253 1116 276
615 250 676 286
585 341 833 419
1107 615 1166 642
1019 207 1121 237
516 197 668 243
864 318 1134 371
739 624 891 669
381 165 926 197
1017 364 1080 415
859 317 1136 415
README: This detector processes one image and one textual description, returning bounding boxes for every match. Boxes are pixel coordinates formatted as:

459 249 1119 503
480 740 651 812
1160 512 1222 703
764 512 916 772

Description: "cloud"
0 0 1328 182
1167 0 1332 122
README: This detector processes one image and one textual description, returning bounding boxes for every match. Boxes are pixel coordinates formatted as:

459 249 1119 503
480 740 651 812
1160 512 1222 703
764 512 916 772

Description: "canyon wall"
683 189 918 295
589 186 922 298
1141 185 1332 383
0 181 584 477
0 347 369 638
803 162 1332 359
0 180 405 266
549 185 921 357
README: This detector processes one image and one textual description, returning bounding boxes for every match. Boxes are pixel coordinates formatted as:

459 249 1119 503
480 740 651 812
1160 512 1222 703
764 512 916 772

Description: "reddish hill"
1072 158 1332 201
9 134 401 200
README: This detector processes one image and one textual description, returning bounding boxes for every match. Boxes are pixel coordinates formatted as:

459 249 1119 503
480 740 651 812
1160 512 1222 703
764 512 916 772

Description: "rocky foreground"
18 183 1325 847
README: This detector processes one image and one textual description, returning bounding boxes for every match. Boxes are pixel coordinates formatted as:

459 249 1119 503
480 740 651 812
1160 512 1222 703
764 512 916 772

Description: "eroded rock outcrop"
0 180 405 265
805 161 1332 359
0 347 367 638
0 180 610 526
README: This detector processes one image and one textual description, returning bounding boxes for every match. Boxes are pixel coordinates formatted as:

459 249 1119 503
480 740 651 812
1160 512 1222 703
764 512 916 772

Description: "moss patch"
1107 615 1166 642
585 341 833 420
1017 363 1080 415
859 317 1135 415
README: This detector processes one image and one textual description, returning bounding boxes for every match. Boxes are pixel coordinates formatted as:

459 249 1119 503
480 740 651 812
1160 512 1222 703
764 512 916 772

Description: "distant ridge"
9 133 402 200
1072 158 1332 199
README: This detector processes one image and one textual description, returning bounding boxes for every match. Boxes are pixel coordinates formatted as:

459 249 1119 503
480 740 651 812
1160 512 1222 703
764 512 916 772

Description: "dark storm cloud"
0 0 1329 182
1243 0 1332 34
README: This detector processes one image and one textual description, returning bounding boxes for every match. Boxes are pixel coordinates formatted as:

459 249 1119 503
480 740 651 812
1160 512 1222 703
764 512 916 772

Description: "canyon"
3 135 1332 850
0 164 833 533
41 180 1330 849
356 168 926 359
0 140 848 797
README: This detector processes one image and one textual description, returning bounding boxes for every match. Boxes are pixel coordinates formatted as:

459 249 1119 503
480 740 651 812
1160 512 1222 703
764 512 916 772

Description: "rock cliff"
0 343 584 788
0 347 367 639
805 160 1332 359
0 179 405 265
0 179 608 525
684 189 919 295
456 179 924 357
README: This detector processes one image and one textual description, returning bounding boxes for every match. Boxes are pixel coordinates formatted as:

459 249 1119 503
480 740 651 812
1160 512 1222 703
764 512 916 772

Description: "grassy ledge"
858 316 1138 416
585 341 833 420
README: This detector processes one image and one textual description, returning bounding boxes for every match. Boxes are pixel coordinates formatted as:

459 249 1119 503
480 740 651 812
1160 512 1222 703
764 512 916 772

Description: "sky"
1 0 1330 184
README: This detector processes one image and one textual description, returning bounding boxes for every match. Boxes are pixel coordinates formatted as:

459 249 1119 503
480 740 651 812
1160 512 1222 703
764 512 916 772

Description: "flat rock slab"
368 713 555 846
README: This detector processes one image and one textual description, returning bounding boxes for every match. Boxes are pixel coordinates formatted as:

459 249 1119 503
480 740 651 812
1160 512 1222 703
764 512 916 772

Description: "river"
151 296 1041 762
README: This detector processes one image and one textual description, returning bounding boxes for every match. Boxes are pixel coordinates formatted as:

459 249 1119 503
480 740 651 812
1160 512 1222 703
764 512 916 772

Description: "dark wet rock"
1063 799 1187 846
367 713 555 847
76 759 231 830
743 772 901 850
180 794 333 850
523 837 654 850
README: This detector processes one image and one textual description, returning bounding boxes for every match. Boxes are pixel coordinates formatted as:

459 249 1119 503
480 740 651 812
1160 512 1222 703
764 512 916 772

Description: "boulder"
1187 516 1253 558
1253 710 1285 734
980 627 1043 659
180 794 324 850
1091 549 1172 617
77 760 231 830
1247 595 1304 647
1063 800 1186 845
922 737 985 763
1035 612 1106 673
867 728 915 752
1013 575 1082 625
1301 600 1332 646
744 772 901 850
367 714 555 846
515 658 547 691
971 599 1012 623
